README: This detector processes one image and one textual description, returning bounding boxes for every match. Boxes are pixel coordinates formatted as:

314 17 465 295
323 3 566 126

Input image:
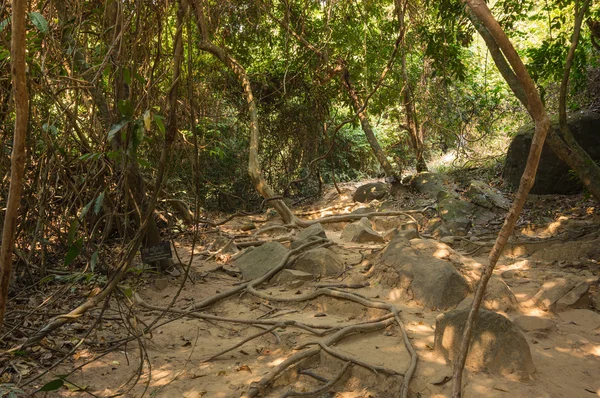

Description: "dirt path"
21 182 600 397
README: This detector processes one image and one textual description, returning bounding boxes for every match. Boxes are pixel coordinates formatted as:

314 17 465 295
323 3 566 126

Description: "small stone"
341 217 384 243
565 333 590 346
241 222 256 231
288 280 305 289
353 182 389 203
555 281 590 312
290 224 327 250
155 278 169 291
501 270 521 280
513 315 556 332
276 269 314 283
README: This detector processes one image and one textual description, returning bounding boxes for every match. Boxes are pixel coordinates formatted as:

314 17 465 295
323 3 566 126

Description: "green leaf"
107 120 129 142
80 199 94 219
67 219 79 245
28 12 48 34
39 379 64 392
0 17 11 33
94 191 105 215
117 100 134 118
90 251 99 272
132 120 145 150
64 239 83 266
0 48 10 61
122 68 131 85
120 285 133 298
137 158 151 168
134 71 146 84
153 114 165 134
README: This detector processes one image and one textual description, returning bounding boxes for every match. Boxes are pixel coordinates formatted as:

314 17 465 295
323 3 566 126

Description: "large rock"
290 223 327 250
410 172 447 197
379 235 470 309
555 281 591 312
458 276 519 313
533 277 577 311
465 180 510 210
353 182 389 203
503 111 600 194
234 242 288 280
341 217 384 243
434 309 536 380
427 193 475 237
291 248 343 277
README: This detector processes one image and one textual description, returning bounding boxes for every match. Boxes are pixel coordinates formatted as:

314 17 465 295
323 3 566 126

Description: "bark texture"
0 0 29 327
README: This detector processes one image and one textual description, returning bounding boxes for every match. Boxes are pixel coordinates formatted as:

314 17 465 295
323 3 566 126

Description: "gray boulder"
291 223 327 250
353 182 389 203
410 172 447 197
465 180 510 210
503 111 600 194
341 217 384 243
379 235 470 309
292 248 343 277
434 309 536 380
234 241 288 280
424 194 474 237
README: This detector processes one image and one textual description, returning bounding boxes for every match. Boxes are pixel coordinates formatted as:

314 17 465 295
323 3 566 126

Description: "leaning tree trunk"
452 0 552 396
467 2 600 201
0 0 29 327
190 0 301 225
340 70 395 177
266 7 396 179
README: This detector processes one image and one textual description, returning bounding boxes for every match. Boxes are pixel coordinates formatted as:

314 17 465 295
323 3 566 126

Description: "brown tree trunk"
340 70 395 177
396 0 427 173
467 2 600 201
0 0 29 327
452 1 552 396
266 6 396 178
190 0 301 225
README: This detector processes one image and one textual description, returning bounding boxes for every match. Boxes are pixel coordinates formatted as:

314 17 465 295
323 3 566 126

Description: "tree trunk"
340 71 395 177
0 0 29 327
396 0 427 173
467 2 600 201
266 7 396 179
452 1 552 396
190 0 301 225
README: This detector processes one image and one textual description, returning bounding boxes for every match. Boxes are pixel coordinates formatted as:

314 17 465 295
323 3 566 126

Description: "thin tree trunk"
267 6 396 178
0 0 29 327
396 0 427 173
190 0 301 225
452 1 552 396
340 69 395 177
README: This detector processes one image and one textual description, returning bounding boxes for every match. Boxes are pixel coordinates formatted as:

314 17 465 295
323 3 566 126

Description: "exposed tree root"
242 317 398 398
280 361 351 398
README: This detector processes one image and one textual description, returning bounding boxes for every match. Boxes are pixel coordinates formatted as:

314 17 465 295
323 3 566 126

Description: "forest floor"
6 177 600 398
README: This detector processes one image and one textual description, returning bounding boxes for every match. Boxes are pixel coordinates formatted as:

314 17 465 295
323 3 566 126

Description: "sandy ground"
13 181 600 398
